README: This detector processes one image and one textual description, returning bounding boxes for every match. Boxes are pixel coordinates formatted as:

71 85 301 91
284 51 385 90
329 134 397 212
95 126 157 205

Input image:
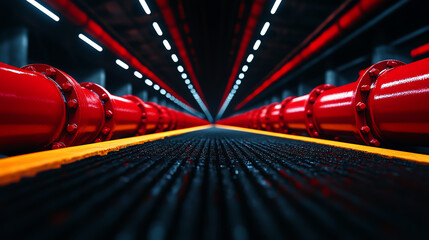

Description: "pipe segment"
217 58 429 147
0 63 209 154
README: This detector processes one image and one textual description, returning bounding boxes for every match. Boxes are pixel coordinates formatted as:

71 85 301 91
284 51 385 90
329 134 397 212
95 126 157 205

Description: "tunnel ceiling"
71 0 345 117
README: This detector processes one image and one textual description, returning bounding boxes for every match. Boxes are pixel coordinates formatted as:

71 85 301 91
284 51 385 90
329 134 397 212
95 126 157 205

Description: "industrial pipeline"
217 58 429 147
0 63 209 154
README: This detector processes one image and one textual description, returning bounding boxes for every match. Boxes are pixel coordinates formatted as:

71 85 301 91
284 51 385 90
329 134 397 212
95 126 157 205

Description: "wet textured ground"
0 127 429 239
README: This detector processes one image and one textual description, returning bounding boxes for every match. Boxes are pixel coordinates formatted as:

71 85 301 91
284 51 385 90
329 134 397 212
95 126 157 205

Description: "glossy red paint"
367 58 429 145
268 97 295 133
217 58 429 147
0 62 208 154
411 43 429 58
0 63 66 153
235 0 390 110
23 64 106 148
123 95 160 135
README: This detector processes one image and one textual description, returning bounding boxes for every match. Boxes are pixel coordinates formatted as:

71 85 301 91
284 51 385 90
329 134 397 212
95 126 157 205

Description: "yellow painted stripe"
0 125 212 185
216 125 429 164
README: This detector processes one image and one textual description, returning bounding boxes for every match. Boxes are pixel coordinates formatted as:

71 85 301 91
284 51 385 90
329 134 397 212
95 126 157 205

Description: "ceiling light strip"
217 0 266 115
43 0 194 110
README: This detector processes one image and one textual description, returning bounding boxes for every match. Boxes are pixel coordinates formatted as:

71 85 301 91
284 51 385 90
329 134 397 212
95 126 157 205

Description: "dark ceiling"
1 0 427 120
71 0 347 117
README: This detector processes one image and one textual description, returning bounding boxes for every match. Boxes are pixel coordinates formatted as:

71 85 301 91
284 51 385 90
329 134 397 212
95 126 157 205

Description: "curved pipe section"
217 58 429 147
0 62 209 154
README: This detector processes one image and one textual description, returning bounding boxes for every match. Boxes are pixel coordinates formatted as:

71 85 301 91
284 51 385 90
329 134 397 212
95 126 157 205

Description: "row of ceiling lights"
215 0 282 121
139 0 213 122
25 0 202 117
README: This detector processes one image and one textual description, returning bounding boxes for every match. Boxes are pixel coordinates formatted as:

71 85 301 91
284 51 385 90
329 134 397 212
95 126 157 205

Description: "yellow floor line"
0 125 212 185
216 125 429 164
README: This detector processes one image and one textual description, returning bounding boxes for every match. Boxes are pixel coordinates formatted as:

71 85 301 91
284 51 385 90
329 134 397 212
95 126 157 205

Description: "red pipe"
235 0 392 110
0 62 208 154
217 58 429 147
43 0 194 110
411 42 429 58
0 63 66 153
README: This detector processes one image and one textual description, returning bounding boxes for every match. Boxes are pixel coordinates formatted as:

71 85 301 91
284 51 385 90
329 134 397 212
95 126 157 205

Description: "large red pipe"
0 62 209 154
217 58 429 147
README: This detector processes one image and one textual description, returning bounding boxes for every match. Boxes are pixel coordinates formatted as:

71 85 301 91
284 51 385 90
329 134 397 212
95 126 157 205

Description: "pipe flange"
80 82 115 142
22 64 83 149
122 95 147 136
278 96 295 133
354 60 405 146
305 84 336 137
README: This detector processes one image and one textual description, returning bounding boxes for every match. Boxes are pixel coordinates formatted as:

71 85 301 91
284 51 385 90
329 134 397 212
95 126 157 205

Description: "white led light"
181 73 187 79
242 65 248 72
246 54 254 63
171 54 178 62
145 79 153 86
188 84 193 89
78 34 103 52
163 40 171 50
139 0 151 14
184 79 191 84
26 0 60 22
152 22 163 36
271 0 282 14
238 73 245 79
153 84 160 90
177 65 184 72
253 39 261 50
236 79 242 85
233 85 239 90
116 59 129 69
260 22 270 36
190 89 196 94
166 93 171 98
231 89 236 94
160 89 166 95
134 71 143 79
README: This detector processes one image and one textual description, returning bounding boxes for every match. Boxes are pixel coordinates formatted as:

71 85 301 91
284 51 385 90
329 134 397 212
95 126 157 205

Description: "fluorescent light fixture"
177 65 184 72
188 84 193 89
139 0 151 14
260 22 270 36
116 59 129 69
134 71 143 79
181 73 187 79
153 84 160 90
171 54 178 62
160 89 166 95
233 85 239 90
238 73 245 79
246 54 254 63
184 79 191 84
271 0 282 14
152 22 163 36
145 79 153 86
26 0 60 22
78 34 103 52
242 65 248 72
253 39 261 50
163 40 171 50
236 79 242 85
